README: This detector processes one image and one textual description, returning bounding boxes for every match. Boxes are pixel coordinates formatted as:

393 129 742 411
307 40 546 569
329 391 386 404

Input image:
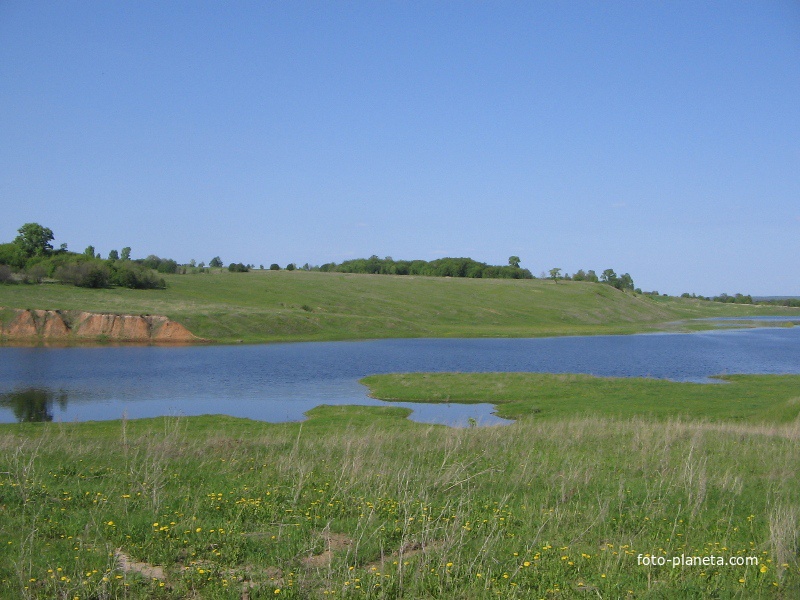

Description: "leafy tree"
189 259 196 268
601 269 618 286
618 273 634 291
0 242 27 269
286 263 296 271
120 247 131 261
14 223 54 258
83 245 96 258
157 259 178 274
108 249 119 261
228 262 249 272
549 267 562 281
586 269 599 283
209 256 223 268
269 263 280 271
508 256 521 268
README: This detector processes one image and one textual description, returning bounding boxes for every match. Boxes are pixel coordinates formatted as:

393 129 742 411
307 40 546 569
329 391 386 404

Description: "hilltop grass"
2 375 799 599
1 270 798 343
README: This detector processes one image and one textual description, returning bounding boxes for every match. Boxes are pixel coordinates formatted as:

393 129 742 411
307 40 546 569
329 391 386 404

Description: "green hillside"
1 270 797 343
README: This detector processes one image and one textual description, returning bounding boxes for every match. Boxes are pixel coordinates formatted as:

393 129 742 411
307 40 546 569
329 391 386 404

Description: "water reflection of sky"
1 325 799 426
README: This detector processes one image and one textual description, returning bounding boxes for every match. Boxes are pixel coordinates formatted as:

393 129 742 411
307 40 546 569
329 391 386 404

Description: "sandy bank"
0 308 202 344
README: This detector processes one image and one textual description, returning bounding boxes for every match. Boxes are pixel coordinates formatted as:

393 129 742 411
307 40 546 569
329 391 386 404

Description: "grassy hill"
1 270 797 343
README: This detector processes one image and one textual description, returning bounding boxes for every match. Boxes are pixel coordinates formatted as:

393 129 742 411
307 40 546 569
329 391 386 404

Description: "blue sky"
1 1 798 296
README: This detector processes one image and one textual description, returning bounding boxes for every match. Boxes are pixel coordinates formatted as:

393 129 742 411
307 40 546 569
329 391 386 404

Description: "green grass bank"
1 383 799 598
361 373 800 424
1 270 798 343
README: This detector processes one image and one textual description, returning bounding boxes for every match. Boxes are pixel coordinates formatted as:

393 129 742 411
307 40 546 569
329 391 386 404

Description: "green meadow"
1 270 798 343
1 374 799 599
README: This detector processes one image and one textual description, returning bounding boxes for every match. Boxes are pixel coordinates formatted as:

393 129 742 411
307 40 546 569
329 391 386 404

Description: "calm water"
1 323 799 425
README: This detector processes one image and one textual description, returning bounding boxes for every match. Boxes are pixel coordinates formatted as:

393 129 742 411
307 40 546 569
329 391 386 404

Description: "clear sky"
1 1 798 296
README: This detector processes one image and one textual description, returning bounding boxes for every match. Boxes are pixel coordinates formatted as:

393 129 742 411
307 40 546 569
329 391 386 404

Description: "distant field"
1 270 798 343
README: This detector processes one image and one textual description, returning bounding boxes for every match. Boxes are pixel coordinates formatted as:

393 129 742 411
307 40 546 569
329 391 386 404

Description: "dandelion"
760 565 768 573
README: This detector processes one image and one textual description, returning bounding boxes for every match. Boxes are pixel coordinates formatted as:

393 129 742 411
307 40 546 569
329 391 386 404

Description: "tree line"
0 223 167 289
315 255 534 279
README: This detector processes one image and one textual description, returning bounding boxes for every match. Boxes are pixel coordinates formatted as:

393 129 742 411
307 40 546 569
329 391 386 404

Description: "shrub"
228 262 249 272
54 261 111 288
0 242 27 269
24 263 47 283
0 264 14 283
111 262 166 289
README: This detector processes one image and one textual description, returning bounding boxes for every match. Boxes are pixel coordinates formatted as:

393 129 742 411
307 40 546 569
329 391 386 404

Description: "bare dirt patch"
301 531 354 568
364 540 443 571
115 549 166 581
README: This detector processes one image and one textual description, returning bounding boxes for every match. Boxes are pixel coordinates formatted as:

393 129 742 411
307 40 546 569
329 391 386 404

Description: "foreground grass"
2 271 798 343
2 378 799 599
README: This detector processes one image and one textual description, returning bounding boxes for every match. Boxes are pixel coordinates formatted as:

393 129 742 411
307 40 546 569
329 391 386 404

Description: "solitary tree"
508 256 521 268
209 256 223 268
14 223 54 257
549 267 562 282
601 269 618 286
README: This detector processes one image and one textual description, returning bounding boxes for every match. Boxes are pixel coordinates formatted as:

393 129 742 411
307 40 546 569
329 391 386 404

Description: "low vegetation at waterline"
2 374 799 599
361 373 800 424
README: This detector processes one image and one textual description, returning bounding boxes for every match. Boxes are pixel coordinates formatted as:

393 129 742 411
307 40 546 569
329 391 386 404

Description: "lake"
1 320 799 426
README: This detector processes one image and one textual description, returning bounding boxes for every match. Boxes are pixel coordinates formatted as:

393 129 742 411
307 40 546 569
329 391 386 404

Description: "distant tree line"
679 292 800 307
543 267 636 292
0 223 167 289
315 255 534 279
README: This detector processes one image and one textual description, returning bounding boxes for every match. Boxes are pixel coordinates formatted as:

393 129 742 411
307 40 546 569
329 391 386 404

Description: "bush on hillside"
54 261 111 288
0 264 13 283
0 243 27 270
111 262 166 289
